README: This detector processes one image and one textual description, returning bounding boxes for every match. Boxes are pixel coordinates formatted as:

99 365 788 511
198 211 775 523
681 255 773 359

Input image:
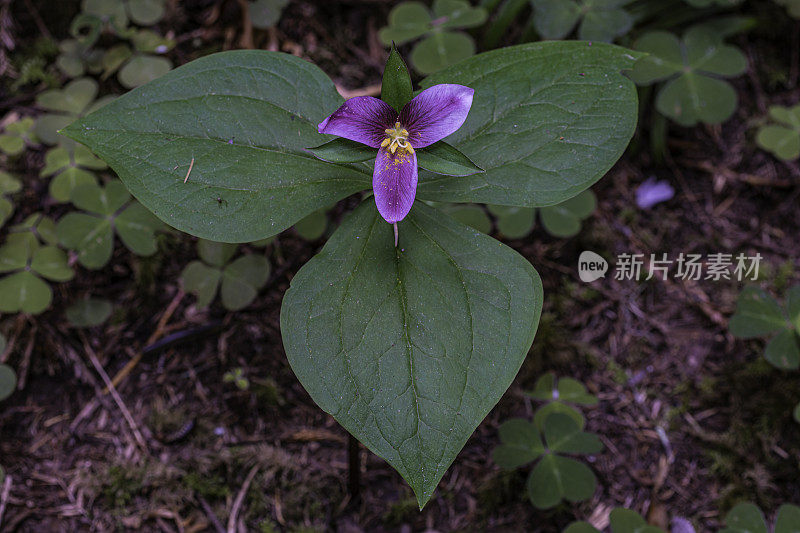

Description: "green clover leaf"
630 26 747 126
0 363 16 402
66 297 114 327
181 240 271 310
0 117 38 156
756 105 800 161
493 414 602 509
0 236 74 314
609 508 667 532
41 144 107 202
0 171 22 229
56 180 164 269
35 78 116 145
539 189 596 238
531 0 634 43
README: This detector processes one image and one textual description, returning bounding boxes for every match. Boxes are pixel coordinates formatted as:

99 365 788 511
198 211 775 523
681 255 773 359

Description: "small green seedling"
34 78 116 145
720 502 800 533
756 105 800 161
530 0 633 43
526 372 598 431
0 229 74 314
66 297 114 327
0 117 38 156
563 507 666 533
249 0 289 29
629 25 747 126
729 285 800 370
223 367 250 390
56 180 164 269
41 144 107 202
0 172 21 229
493 413 603 509
379 0 487 74
181 240 270 311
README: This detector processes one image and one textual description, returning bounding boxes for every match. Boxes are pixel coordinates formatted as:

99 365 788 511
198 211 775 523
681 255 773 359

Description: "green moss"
182 471 230 500
382 496 419 526
101 465 144 509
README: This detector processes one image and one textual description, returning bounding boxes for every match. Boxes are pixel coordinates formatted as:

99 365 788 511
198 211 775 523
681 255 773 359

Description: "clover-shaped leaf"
66 297 114 327
630 27 747 126
721 502 768 533
56 38 104 78
564 523 601 533
493 414 601 509
181 240 270 310
0 363 16 402
488 205 536 240
126 0 166 26
35 78 115 145
756 105 800 161
0 237 74 314
0 117 38 156
730 286 799 370
526 373 598 430
7 213 59 248
730 286 787 338
41 144 106 202
249 0 289 29
0 171 21 229
379 0 485 74
531 0 634 42
539 189 596 238
56 180 163 269
609 508 667 533
82 0 129 32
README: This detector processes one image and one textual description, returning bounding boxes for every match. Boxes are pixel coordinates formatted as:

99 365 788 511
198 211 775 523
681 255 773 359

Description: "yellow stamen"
380 138 390 147
383 122 415 158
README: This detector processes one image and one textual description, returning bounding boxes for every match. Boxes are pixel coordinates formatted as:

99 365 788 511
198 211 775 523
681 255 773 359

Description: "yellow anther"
407 144 415 154
381 138 390 147
383 122 414 157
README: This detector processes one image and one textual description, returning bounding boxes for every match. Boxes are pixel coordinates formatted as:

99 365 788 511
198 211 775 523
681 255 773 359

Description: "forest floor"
0 1 799 532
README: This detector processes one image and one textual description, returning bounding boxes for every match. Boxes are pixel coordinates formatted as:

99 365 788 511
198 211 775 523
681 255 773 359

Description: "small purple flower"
318 84 474 224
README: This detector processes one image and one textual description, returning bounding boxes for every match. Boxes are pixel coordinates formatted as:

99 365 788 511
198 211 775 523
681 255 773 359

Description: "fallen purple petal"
636 177 675 209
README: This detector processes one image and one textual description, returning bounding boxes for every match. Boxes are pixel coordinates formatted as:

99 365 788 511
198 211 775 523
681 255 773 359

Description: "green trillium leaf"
62 51 371 243
417 141 483 177
66 297 114 327
729 286 786 338
416 41 642 207
721 502 768 533
281 200 543 508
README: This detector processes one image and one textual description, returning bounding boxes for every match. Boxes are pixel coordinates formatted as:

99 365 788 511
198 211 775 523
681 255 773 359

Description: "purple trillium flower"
318 84 474 225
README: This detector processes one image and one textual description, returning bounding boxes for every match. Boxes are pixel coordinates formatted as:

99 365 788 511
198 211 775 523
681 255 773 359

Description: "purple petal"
318 96 398 148
373 146 418 223
399 84 474 149
636 177 675 209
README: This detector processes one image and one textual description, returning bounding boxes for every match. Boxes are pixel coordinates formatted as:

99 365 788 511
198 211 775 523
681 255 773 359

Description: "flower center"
381 122 415 155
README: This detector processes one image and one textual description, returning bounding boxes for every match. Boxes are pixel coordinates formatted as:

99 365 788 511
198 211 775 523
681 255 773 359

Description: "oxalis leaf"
415 41 642 207
62 51 371 243
281 200 543 508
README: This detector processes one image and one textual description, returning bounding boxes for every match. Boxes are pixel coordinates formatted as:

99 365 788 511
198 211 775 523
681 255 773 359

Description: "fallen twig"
227 465 259 533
